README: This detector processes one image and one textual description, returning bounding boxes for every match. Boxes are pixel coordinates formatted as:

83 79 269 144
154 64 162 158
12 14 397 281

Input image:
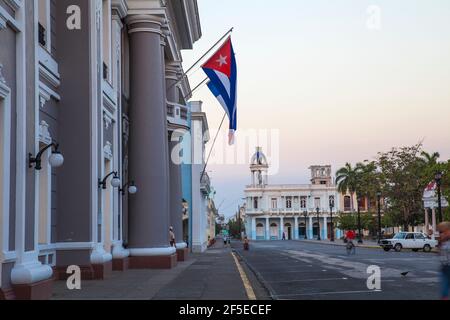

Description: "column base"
54 265 96 281
92 260 113 280
129 254 177 269
12 278 53 300
176 248 189 262
112 257 129 271
0 287 16 300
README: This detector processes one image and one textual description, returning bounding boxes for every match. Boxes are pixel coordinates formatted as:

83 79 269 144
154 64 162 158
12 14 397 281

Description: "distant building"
244 147 345 241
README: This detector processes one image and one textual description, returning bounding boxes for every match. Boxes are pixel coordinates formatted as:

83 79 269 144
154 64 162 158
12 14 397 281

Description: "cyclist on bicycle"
345 230 356 254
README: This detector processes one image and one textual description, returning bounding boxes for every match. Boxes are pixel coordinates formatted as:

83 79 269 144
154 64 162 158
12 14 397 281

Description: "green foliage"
337 144 449 230
227 218 244 238
336 213 357 230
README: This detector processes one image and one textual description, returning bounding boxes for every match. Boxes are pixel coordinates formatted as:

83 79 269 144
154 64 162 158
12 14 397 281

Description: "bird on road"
401 271 409 276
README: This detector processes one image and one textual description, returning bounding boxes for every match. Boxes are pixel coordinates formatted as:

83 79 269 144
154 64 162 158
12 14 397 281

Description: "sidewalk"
51 241 249 300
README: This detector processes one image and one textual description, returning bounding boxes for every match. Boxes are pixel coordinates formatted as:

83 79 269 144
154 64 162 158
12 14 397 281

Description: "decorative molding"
4 0 22 12
103 110 114 129
111 0 128 19
104 141 113 160
0 14 6 30
39 81 60 109
38 121 52 144
95 0 102 31
0 3 20 32
0 64 5 83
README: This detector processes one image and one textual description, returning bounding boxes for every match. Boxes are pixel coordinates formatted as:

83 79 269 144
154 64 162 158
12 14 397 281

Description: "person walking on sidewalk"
169 227 176 248
437 222 450 300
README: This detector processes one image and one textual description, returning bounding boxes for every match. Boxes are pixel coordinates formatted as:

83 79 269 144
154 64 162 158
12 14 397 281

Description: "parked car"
379 232 437 252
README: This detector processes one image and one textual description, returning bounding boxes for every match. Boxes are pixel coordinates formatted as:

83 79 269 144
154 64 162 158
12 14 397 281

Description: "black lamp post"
377 191 382 244
29 143 64 170
357 197 363 244
330 200 335 242
316 207 321 241
99 171 121 189
435 172 443 223
119 181 138 195
303 211 308 239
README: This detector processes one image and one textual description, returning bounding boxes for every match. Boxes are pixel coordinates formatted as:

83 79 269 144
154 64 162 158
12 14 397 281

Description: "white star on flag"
216 55 228 67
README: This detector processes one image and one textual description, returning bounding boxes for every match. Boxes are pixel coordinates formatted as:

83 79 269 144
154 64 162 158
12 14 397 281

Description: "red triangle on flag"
202 37 232 78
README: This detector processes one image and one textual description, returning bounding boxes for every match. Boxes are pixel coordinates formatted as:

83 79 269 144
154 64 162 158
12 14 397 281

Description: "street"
234 240 441 300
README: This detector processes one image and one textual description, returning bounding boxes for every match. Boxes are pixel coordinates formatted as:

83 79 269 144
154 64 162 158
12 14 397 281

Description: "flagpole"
168 27 234 93
183 77 209 100
200 112 227 182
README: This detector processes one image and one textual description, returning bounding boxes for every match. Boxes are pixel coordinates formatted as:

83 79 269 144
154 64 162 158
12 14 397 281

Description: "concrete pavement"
51 240 258 300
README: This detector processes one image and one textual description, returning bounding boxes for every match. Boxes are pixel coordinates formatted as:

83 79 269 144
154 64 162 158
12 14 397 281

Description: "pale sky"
181 0 450 219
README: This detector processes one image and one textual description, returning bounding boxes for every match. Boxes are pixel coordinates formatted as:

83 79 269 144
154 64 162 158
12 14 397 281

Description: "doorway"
284 223 292 240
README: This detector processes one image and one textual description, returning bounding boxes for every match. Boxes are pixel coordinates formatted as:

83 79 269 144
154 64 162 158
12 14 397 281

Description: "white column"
431 208 437 240
294 216 299 240
280 216 284 239
424 208 429 235
265 217 270 240
251 217 257 240
308 216 313 239
323 216 328 240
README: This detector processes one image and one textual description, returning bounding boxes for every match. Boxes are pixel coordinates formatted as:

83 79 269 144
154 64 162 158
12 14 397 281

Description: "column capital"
125 14 166 36
165 61 183 80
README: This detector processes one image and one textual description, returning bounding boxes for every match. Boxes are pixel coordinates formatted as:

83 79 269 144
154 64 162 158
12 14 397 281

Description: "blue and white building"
244 148 344 241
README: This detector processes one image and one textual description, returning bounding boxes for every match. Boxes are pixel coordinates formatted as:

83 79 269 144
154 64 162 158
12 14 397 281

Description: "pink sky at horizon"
181 0 450 218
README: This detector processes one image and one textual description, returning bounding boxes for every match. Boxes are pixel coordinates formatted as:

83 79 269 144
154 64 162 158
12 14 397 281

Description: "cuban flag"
202 37 237 145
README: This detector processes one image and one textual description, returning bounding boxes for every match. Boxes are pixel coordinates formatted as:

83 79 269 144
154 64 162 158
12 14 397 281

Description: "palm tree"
420 151 440 166
355 161 379 212
336 163 361 212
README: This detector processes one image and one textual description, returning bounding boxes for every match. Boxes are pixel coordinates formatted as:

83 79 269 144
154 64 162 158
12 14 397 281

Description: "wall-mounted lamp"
29 143 64 170
119 181 138 195
99 171 121 189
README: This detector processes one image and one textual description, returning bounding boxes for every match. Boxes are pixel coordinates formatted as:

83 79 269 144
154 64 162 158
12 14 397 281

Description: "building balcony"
167 101 189 129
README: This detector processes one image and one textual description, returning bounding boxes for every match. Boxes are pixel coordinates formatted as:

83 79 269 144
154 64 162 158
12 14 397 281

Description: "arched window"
358 197 366 210
256 223 264 238
299 223 306 237
270 223 278 239
344 196 351 211
313 222 320 237
286 197 292 209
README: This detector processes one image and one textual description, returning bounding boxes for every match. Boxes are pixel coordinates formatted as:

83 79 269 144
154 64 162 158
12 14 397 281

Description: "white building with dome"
244 147 344 241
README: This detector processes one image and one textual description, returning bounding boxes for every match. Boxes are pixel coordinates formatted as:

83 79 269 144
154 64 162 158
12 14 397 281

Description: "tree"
336 213 357 231
227 218 244 238
355 161 380 212
336 163 361 212
420 151 440 166
376 144 427 230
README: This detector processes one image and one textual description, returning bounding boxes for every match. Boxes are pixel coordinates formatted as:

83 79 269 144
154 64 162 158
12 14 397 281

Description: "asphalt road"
234 240 441 300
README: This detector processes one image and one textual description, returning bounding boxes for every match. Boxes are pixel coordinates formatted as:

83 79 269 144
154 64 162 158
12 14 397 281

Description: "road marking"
231 252 256 300
267 277 348 284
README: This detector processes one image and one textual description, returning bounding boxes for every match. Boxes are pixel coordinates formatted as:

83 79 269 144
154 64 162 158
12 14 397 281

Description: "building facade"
0 0 202 300
244 148 345 241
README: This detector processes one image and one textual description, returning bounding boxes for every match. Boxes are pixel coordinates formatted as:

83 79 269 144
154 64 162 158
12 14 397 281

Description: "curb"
232 249 276 300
